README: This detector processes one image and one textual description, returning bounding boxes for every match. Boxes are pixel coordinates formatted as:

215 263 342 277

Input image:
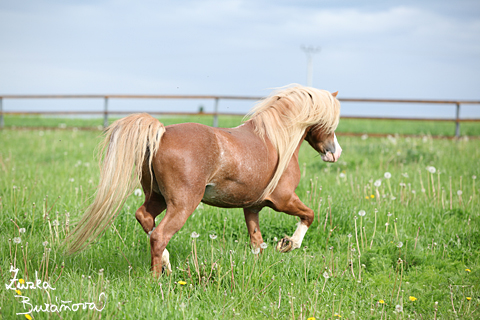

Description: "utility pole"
301 45 321 87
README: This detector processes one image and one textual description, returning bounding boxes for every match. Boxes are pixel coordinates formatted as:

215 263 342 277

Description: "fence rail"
0 94 479 137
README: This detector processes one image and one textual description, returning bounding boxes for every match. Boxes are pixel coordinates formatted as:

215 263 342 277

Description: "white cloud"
0 0 478 110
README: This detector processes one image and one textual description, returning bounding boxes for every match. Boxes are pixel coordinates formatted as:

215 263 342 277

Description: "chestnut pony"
66 85 342 276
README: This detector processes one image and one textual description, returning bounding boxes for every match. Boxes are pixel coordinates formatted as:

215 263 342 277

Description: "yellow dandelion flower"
466 297 472 301
465 268 471 272
25 315 32 320
365 196 369 199
19 279 25 284
409 296 417 301
307 318 316 320
15 289 21 295
178 281 187 286
379 299 385 304
371 194 375 198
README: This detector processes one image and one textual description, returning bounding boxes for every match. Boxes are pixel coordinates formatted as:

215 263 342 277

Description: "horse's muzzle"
321 134 342 162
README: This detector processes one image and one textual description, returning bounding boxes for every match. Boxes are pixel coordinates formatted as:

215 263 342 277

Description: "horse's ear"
332 91 339 98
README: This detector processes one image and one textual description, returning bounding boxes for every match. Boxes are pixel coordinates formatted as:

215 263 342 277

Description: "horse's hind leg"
244 208 265 248
149 196 202 277
135 191 173 274
135 191 166 234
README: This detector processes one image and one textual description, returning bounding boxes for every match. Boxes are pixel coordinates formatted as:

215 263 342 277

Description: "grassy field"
3 114 480 136
1 118 479 319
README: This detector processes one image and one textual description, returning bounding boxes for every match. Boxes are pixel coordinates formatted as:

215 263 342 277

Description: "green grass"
3 114 480 136
0 120 479 319
337 118 480 136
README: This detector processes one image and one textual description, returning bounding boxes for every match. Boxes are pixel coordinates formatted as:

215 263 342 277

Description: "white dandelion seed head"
390 196 396 200
347 234 352 238
358 210 366 217
339 172 346 179
402 173 409 178
42 241 49 247
374 180 382 187
209 234 217 240
260 242 268 249
427 166 436 174
397 242 403 248
273 237 278 242
385 223 390 226
323 271 330 279
191 232 200 238
69 178 74 182
472 175 477 180
395 305 403 312
134 188 142 197
13 237 21 244
19 228 26 234
52 220 59 226
457 190 463 196
251 248 260 255
361 134 368 140
384 172 392 179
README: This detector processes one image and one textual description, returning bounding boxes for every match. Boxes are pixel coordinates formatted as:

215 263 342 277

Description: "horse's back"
151 122 274 207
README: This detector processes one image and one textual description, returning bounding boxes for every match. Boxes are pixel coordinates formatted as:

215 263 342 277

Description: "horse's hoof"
276 237 293 253
162 264 172 276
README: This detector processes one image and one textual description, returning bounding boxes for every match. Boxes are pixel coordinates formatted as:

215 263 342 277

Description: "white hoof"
162 248 172 275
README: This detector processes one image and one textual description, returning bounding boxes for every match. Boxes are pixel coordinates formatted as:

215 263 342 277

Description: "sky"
0 0 479 118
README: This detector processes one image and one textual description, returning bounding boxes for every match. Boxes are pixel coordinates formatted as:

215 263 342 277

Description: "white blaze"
333 133 342 161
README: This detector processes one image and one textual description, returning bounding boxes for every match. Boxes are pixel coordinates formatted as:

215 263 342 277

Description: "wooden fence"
0 94 479 137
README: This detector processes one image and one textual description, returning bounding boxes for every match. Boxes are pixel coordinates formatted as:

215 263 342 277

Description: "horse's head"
305 125 342 162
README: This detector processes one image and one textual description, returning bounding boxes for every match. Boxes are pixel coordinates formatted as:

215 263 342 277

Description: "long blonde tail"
66 113 165 254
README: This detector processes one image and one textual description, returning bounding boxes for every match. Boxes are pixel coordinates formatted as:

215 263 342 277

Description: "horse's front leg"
243 208 265 248
270 193 314 252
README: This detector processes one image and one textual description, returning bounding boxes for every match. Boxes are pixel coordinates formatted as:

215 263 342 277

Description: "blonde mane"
246 84 341 200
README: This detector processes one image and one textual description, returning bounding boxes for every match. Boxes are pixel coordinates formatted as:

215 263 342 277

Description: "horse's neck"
242 119 308 157
293 131 309 157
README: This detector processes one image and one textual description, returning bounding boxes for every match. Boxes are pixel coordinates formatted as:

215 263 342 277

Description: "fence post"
103 97 109 129
0 97 3 129
455 103 460 138
213 98 219 127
